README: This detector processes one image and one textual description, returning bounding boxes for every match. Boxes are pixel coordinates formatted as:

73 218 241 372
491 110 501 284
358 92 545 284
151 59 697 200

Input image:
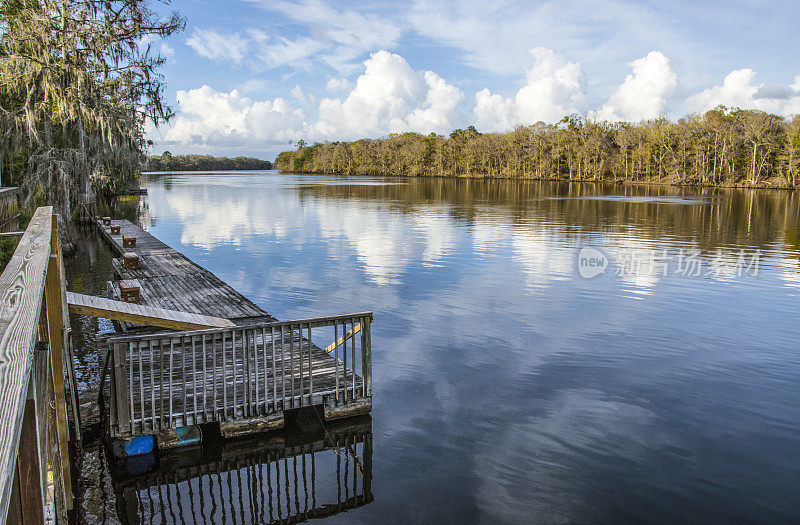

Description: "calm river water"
71 171 800 523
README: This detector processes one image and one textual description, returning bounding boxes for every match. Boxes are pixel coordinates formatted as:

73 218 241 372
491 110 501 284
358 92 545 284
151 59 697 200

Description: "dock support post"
111 342 132 435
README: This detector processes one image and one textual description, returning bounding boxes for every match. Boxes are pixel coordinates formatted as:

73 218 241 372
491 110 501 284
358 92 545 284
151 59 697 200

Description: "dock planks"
96 218 271 322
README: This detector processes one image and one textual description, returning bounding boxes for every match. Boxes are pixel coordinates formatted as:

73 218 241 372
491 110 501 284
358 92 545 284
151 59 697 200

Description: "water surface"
72 171 800 523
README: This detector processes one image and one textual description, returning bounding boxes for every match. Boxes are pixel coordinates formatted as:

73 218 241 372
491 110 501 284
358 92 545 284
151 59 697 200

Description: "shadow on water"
108 416 373 524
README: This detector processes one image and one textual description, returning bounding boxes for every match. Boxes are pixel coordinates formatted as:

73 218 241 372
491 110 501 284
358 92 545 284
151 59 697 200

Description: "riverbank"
275 109 800 190
142 153 272 172
276 169 799 191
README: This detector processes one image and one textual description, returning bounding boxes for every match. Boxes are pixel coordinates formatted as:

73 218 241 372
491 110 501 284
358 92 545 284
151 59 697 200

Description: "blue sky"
146 0 800 159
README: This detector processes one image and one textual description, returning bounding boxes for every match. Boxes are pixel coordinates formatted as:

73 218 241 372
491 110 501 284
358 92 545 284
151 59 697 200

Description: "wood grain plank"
66 292 235 330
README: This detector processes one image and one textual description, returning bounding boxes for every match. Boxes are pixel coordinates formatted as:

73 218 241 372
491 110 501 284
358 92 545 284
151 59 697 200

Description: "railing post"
307 323 313 406
108 345 117 433
334 323 339 404
43 212 72 511
361 316 372 397
32 342 51 519
112 342 132 435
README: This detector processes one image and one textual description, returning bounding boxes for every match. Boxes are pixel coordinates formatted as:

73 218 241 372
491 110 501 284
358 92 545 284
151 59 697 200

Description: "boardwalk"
94 218 372 447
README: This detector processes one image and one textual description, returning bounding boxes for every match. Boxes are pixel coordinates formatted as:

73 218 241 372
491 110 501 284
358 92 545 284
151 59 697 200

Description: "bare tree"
740 110 785 184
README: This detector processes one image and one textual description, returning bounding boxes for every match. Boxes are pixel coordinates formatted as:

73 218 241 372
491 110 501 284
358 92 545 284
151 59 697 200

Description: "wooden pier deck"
94 218 372 448
96 218 269 322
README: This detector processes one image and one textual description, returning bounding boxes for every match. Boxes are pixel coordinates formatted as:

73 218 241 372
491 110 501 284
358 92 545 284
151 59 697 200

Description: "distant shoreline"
142 169 275 174
142 153 272 172
274 169 797 191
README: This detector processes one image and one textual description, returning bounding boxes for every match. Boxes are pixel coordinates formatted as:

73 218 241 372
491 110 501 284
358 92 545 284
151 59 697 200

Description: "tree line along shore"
142 153 272 172
275 109 800 188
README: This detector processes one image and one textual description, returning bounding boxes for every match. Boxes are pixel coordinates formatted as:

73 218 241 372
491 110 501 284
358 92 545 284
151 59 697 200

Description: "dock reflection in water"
109 416 373 524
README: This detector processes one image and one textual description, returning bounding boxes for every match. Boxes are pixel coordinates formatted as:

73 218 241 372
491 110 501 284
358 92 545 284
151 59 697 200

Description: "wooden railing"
0 207 76 523
105 313 373 439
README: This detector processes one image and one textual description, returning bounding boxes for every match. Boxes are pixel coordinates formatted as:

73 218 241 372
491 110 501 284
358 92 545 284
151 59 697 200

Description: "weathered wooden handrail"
0 206 73 522
67 291 235 330
105 311 374 343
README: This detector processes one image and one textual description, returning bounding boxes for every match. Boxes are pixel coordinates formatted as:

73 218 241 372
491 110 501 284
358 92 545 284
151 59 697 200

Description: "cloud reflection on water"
138 172 800 522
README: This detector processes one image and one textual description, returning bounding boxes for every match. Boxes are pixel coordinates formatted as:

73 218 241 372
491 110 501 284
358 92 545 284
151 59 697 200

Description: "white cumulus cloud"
153 51 465 151
686 69 800 116
186 28 249 63
473 89 515 132
590 51 679 122
314 51 464 138
162 86 307 148
472 47 587 132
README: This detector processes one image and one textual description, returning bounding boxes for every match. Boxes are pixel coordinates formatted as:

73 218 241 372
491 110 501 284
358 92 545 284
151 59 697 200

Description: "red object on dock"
122 235 136 248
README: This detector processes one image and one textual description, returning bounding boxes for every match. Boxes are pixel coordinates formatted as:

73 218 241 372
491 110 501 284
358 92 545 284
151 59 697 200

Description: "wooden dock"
93 218 373 448
96 218 269 322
